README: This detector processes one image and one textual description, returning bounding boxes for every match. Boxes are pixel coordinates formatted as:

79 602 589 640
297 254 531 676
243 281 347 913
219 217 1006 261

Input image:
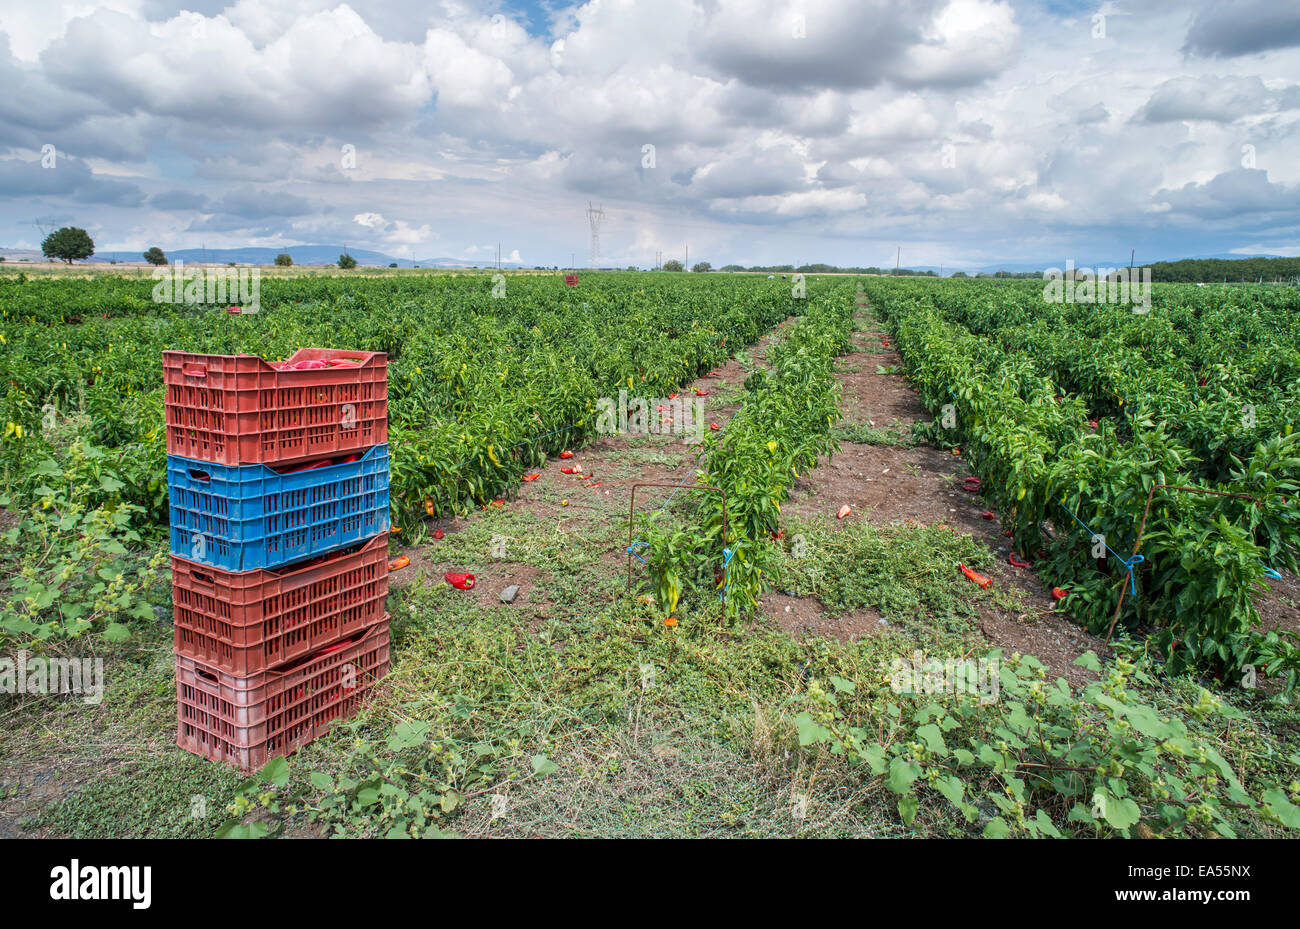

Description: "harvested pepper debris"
1008 552 1033 568
432 528 445 540
388 556 410 571
522 472 541 482
1051 587 1069 601
444 571 475 590
959 563 992 589
559 450 574 459
836 504 852 519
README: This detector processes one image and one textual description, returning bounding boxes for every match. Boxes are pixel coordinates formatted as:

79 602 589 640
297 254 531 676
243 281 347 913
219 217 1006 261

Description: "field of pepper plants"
864 276 1300 679
0 270 837 639
2 268 1299 841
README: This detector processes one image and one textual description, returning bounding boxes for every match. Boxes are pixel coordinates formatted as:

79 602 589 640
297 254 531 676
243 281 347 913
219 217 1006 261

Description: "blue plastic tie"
1263 566 1283 579
626 539 650 565
1121 554 1145 596
719 546 735 602
1059 501 1145 596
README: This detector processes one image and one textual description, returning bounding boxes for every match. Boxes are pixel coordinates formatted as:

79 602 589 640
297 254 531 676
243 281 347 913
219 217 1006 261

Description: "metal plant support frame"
626 482 729 595
1105 483 1263 641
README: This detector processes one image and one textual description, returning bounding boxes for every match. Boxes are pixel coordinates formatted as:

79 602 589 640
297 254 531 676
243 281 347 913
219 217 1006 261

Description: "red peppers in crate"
163 348 387 467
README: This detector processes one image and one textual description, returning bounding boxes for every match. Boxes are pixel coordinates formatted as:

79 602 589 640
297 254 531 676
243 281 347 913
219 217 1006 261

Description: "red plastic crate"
171 533 389 675
163 348 388 466
176 619 390 771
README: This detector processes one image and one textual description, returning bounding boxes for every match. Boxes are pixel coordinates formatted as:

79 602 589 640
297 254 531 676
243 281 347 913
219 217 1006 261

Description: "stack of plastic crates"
165 349 391 770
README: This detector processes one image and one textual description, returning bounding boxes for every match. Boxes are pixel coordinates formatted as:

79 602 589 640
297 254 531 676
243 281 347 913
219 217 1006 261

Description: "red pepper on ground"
959 563 992 589
559 450 574 459
1008 553 1032 568
445 571 475 590
523 473 540 481
1051 587 1068 601
982 511 995 520
432 529 445 540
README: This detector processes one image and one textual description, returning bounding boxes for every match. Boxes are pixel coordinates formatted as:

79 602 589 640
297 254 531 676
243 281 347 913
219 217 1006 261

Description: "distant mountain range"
0 245 526 268
0 245 1285 273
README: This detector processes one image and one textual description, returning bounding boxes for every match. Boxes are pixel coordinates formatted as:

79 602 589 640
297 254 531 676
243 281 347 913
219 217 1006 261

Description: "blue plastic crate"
169 445 390 572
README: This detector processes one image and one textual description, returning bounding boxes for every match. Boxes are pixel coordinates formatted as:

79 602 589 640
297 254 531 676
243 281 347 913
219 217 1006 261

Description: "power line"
586 202 606 267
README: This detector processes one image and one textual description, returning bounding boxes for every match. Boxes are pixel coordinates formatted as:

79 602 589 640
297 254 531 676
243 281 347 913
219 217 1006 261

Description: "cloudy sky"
2 0 1299 269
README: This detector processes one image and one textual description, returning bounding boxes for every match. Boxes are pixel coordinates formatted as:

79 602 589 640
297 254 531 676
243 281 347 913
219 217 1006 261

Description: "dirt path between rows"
775 309 1109 685
392 309 1110 685
389 326 784 609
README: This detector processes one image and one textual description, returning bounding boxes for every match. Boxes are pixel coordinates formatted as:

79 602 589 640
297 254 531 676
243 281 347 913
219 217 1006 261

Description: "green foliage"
32 754 246 838
338 253 357 269
634 510 710 617
694 299 852 613
142 247 167 266
829 421 914 446
0 433 165 644
798 651 1300 837
1247 628 1300 703
662 260 684 272
778 520 992 621
868 277 1300 676
274 252 293 267
1151 256 1300 284
40 227 95 264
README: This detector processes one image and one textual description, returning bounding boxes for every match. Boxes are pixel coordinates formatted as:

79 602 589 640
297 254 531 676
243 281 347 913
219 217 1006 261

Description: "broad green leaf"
531 754 558 777
259 756 290 787
387 720 432 751
795 712 828 747
898 794 919 827
1034 809 1063 838
934 774 964 807
886 755 921 795
982 816 1010 838
1263 789 1300 829
1102 797 1140 832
